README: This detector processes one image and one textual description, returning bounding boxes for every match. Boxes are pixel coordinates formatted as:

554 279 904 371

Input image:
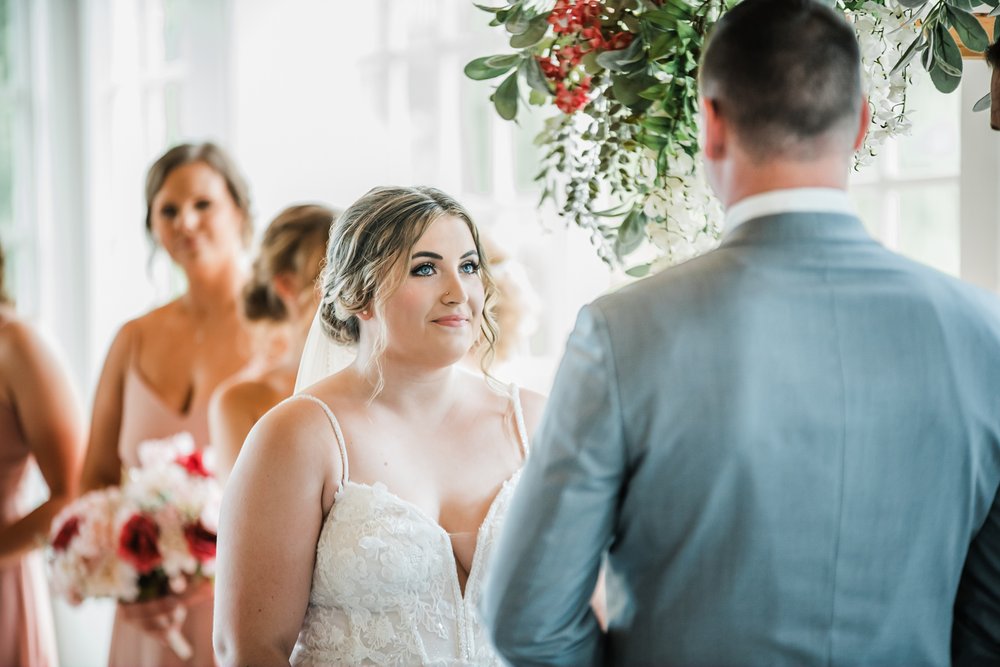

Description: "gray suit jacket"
481 213 1000 666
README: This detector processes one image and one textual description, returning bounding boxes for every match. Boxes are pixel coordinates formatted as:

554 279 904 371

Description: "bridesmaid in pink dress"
0 242 86 667
80 143 257 667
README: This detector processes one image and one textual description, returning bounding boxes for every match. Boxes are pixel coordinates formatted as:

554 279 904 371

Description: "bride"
213 185 546 665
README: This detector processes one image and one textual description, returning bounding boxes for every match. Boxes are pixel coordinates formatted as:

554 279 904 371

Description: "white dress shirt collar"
724 188 857 237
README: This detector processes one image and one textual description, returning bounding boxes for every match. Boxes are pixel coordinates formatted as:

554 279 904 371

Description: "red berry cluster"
540 0 635 114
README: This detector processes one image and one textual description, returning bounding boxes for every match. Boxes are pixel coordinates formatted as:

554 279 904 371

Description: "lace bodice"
290 386 529 667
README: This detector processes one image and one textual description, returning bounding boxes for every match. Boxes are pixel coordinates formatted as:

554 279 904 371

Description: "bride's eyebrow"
410 250 478 260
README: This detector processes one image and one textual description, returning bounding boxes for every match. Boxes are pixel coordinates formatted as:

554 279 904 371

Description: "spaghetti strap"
508 383 530 457
290 394 350 486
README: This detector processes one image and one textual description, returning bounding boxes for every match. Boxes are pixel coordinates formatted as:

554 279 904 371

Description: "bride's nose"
441 272 468 305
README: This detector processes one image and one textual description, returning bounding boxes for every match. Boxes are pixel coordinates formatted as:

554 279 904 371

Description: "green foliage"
465 0 994 266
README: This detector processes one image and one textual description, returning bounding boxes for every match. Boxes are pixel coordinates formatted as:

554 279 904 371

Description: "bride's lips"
432 315 470 327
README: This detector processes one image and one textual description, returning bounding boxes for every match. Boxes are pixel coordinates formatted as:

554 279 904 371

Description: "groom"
480 0 1000 664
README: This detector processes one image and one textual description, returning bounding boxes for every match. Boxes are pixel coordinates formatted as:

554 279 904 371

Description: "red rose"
118 514 162 574
183 521 217 563
52 516 80 551
175 450 212 478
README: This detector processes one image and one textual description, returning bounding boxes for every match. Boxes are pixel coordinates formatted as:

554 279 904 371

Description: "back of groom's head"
699 0 862 161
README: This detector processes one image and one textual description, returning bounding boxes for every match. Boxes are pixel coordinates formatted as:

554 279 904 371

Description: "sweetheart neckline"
333 468 523 600
127 364 206 421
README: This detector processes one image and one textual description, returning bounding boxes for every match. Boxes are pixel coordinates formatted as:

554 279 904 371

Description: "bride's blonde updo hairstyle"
319 186 499 378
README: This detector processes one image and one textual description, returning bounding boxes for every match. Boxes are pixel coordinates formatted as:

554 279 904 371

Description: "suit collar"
724 188 857 237
719 211 873 248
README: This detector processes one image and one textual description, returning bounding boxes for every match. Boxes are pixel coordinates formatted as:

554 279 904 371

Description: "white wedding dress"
289 386 529 667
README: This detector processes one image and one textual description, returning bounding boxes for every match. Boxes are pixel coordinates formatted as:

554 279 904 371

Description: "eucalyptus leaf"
973 90 992 111
485 53 522 69
521 57 550 94
922 24 936 70
505 4 531 35
528 88 548 106
581 51 603 74
612 72 658 109
614 208 648 257
992 4 1000 16
890 33 924 76
930 63 962 92
474 3 505 12
510 14 549 48
933 24 964 78
625 263 652 278
648 33 678 60
465 56 517 80
946 6 989 52
493 71 520 120
995 15 1000 39
944 0 976 11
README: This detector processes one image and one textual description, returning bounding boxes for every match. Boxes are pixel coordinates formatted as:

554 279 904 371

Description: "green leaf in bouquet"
505 4 531 35
485 53 522 69
493 71 520 120
639 80 670 101
929 60 963 93
946 6 989 52
643 8 687 28
611 72 658 108
890 33 925 77
465 55 518 80
581 50 604 74
932 24 963 78
944 0 977 11
510 14 549 47
528 88 548 106
625 263 652 278
521 56 551 94
922 25 937 70
474 3 507 13
972 90 991 112
995 15 1000 38
648 33 678 60
614 208 648 258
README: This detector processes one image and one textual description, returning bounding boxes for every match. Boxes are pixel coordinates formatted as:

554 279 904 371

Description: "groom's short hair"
698 0 862 160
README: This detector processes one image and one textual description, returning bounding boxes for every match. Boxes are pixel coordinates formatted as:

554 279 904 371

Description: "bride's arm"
213 399 339 666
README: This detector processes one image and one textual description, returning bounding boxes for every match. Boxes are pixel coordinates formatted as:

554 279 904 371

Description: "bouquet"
48 433 222 661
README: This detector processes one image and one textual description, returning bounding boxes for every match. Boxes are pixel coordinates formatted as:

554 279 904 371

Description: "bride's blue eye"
461 260 480 274
411 263 435 277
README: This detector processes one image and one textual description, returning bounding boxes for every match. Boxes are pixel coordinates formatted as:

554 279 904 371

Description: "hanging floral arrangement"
466 0 999 273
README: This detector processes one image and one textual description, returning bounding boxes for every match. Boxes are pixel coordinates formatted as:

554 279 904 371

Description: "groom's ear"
700 96 728 160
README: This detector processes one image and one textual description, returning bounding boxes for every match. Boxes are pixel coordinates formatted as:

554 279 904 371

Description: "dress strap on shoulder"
290 393 350 486
508 383 530 457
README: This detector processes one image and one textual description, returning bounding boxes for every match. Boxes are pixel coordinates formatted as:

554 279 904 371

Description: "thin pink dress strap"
508 383 530 457
291 394 350 487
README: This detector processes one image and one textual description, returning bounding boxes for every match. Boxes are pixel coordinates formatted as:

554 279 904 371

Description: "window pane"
164 81 183 146
0 0 9 84
460 78 493 195
162 0 182 63
513 106 545 195
894 71 961 179
896 183 960 276
0 98 13 241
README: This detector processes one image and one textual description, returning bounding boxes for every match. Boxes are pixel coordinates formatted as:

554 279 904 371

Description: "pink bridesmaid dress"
0 399 59 667
106 364 214 667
